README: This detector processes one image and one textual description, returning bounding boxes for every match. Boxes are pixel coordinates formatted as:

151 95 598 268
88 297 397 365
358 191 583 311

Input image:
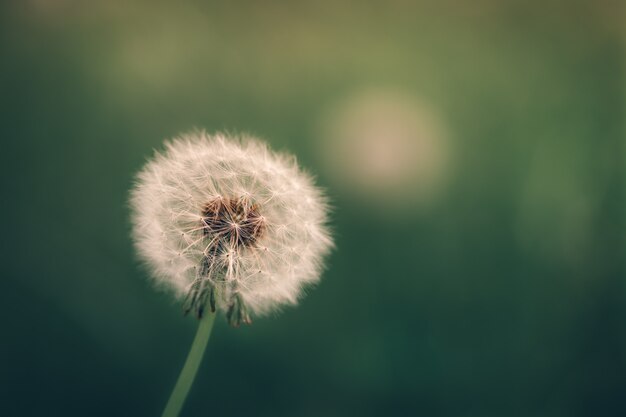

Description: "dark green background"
1 1 624 416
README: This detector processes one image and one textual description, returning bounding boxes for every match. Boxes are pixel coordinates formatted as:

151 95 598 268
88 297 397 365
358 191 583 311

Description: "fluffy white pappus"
130 131 333 325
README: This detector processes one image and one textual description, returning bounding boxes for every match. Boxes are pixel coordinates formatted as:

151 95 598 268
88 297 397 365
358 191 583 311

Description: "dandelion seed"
130 131 333 326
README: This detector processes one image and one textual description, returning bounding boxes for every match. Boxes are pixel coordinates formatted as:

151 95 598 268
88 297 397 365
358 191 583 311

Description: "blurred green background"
1 1 624 416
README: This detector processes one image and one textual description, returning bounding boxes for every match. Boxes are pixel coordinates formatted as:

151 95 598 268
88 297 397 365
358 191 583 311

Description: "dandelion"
130 131 333 417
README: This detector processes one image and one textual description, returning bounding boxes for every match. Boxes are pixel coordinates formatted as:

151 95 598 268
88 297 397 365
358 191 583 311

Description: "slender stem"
162 312 216 417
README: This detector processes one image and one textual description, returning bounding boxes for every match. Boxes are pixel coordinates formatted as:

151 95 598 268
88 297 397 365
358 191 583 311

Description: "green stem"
162 312 216 417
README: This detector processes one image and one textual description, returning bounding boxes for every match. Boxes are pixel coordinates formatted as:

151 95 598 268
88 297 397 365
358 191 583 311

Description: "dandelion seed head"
130 131 333 325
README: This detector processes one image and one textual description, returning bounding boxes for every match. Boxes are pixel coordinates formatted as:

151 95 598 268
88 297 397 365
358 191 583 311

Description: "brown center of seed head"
201 196 265 249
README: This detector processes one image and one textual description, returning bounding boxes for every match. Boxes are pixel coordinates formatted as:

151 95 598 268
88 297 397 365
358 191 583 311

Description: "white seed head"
130 131 333 326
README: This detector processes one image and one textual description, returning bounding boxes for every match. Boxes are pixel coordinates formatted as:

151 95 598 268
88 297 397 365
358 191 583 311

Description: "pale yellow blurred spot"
316 89 451 211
